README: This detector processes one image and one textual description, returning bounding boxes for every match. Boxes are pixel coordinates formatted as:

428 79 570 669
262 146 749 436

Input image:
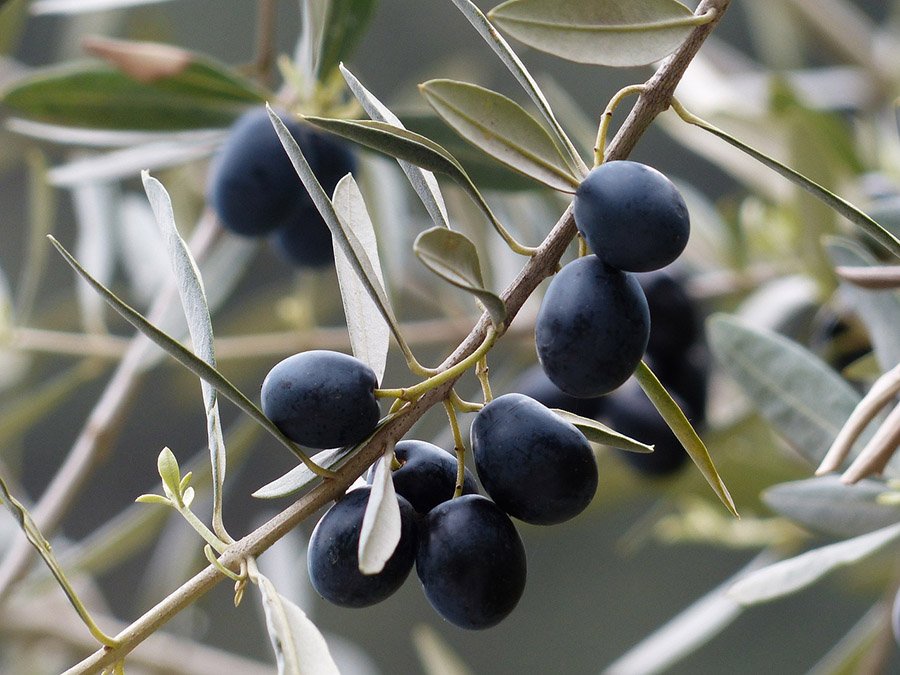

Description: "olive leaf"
314 0 378 80
727 522 900 606
419 79 580 192
358 446 401 575
30 0 176 14
255 572 340 675
252 448 355 500
707 314 863 467
488 0 703 67
413 227 507 326
340 64 451 229
550 409 653 453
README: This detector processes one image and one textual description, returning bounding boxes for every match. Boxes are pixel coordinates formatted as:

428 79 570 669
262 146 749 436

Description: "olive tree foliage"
0 0 897 673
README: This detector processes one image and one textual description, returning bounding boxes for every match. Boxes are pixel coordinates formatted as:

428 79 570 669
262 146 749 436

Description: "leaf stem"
594 84 645 166
400 327 498 402
443 400 469 498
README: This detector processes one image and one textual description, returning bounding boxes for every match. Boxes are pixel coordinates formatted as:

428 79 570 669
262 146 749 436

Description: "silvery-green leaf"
156 447 182 501
31 0 175 14
707 314 862 466
134 494 171 506
332 174 390 384
255 572 340 675
6 118 198 147
358 446 401 575
72 180 116 334
252 448 355 499
340 64 450 229
826 237 900 372
551 409 653 453
488 0 701 67
448 0 587 176
143 172 228 533
604 551 777 675
413 227 506 326
727 522 900 605
314 0 377 80
116 193 168 307
413 624 475 675
420 79 579 192
762 476 900 538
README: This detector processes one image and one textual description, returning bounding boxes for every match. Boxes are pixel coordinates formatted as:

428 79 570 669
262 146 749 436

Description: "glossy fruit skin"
208 107 313 237
574 161 690 272
307 487 418 608
367 440 478 514
269 131 357 267
606 380 692 477
471 393 597 525
260 350 379 449
512 363 606 419
416 495 526 629
535 256 650 398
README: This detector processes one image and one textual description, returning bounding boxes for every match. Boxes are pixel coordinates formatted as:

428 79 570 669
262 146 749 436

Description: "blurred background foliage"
0 0 898 673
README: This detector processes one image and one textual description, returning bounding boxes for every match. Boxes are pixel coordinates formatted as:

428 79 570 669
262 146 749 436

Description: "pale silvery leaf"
0 259 29 391
358 446 401 575
6 118 184 147
142 172 227 531
31 0 176 15
727 522 900 605
604 551 777 675
332 175 390 384
72 179 116 334
47 131 224 187
340 64 450 230
253 447 356 499
255 572 340 675
117 193 168 307
413 624 474 675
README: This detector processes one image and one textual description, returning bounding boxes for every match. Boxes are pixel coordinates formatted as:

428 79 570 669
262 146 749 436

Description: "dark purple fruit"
307 487 418 608
535 256 650 398
574 160 690 272
511 363 606 419
636 269 700 364
416 495 526 629
260 350 379 449
367 440 478 514
471 393 597 525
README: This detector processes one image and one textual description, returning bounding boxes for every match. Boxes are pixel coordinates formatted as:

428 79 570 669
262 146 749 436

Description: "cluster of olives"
260 351 599 629
207 107 356 267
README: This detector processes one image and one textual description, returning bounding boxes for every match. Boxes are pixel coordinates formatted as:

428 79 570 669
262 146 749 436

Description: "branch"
65 2 732 670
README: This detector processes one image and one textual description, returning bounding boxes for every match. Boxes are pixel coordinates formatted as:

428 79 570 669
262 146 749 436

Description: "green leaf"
315 0 378 80
488 0 702 67
340 65 451 228
727 522 900 606
825 237 900 373
420 79 579 192
0 0 27 55
143 172 228 533
707 314 862 467
252 447 355 500
448 0 587 177
303 116 529 252
550 409 653 453
673 101 900 259
413 227 506 326
2 53 267 131
255 572 340 675
134 494 172 506
156 447 182 500
763 476 900 539
358 447 401 575
332 175 391 383
633 360 738 517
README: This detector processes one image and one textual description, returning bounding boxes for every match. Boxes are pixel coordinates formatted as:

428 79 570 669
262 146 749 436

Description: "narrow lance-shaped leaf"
315 0 378 80
303 116 530 253
143 172 228 536
727 522 900 605
707 314 863 467
359 445 401 575
268 107 417 359
633 360 738 517
331 174 390 383
414 227 507 326
550 409 653 453
419 79 580 192
47 236 328 476
673 101 900 259
31 0 176 14
488 0 705 67
340 64 451 229
255 572 340 675
448 0 588 177
252 447 355 500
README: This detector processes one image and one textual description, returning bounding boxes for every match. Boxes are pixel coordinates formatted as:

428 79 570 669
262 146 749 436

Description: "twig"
62 2 732 671
835 265 900 290
841 402 900 484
